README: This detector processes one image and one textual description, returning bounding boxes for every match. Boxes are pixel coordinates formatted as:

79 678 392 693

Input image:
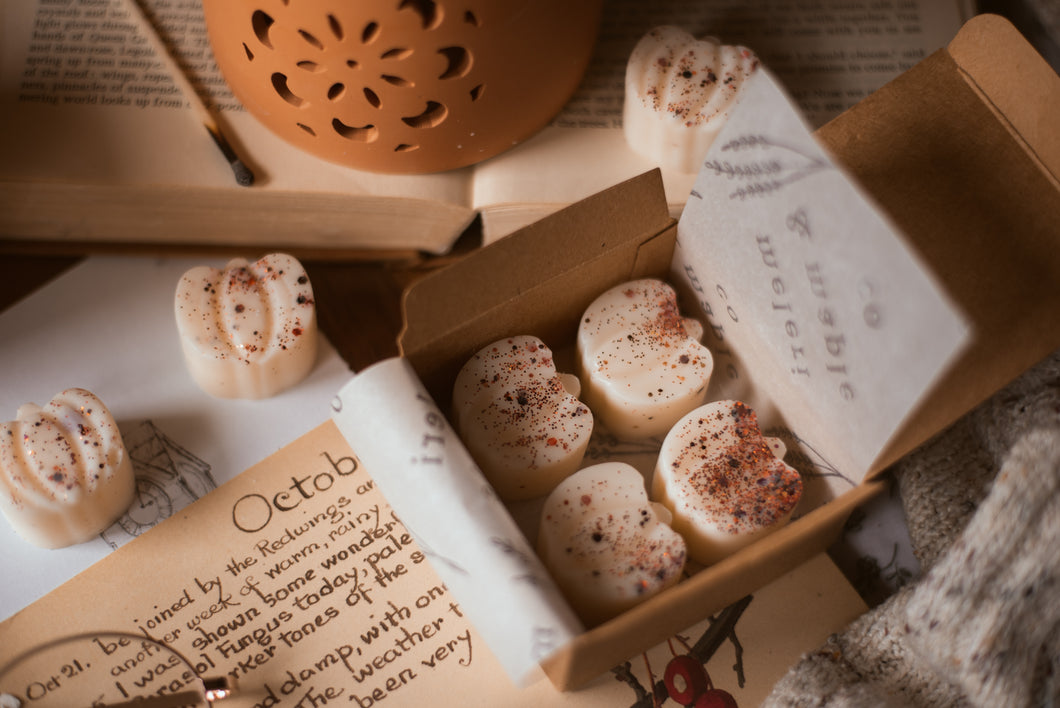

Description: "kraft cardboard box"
371 14 1059 689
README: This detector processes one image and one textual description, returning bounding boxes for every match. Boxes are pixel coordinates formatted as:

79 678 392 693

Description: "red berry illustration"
664 655 710 705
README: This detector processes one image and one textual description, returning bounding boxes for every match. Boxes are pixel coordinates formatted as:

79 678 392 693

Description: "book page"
0 1 470 203
471 0 974 241
0 420 868 708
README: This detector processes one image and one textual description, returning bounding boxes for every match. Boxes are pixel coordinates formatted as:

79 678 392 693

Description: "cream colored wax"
653 400 803 566
174 253 318 399
0 388 135 548
624 26 759 173
453 335 593 501
577 279 713 440
538 462 686 625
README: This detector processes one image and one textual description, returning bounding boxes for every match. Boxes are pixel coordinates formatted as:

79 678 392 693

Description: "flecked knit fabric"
893 415 994 570
904 428 1060 706
764 348 1060 707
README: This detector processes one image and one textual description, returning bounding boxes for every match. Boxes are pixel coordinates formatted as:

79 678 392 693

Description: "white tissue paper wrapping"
330 358 583 686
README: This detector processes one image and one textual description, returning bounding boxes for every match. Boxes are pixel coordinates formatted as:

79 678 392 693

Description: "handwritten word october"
231 451 359 533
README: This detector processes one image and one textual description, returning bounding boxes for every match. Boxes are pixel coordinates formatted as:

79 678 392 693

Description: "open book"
1 0 972 255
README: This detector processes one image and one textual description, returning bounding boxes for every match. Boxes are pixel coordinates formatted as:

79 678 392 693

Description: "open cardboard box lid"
814 12 1060 470
341 13 1060 690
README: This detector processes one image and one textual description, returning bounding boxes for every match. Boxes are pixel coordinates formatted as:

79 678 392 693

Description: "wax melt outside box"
398 14 1060 690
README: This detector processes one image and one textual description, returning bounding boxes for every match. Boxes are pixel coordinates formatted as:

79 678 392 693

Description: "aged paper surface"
0 421 866 707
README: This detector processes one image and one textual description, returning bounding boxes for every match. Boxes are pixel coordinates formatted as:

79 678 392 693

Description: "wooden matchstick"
125 0 254 187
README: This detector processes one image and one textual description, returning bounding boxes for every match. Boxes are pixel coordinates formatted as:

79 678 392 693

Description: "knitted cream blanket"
765 348 1060 707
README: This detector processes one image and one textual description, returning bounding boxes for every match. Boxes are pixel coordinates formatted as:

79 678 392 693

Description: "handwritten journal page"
0 420 867 707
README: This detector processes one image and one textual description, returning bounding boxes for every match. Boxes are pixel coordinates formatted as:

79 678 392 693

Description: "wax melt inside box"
397 14 1060 690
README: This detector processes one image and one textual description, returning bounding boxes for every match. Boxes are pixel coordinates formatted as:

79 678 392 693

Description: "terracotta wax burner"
202 0 603 174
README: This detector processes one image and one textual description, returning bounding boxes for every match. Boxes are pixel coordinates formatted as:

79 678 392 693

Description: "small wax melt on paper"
624 26 758 173
174 253 318 399
453 335 593 500
0 388 135 549
538 462 687 626
653 400 802 565
577 278 713 439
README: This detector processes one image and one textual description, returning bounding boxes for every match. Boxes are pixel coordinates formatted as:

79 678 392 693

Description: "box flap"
400 170 676 404
815 13 1060 471
948 13 1060 186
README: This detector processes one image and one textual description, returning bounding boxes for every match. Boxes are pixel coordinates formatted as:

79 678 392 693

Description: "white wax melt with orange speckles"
653 400 803 566
538 462 686 625
624 26 759 173
0 388 135 549
452 335 593 501
175 253 318 399
577 278 713 440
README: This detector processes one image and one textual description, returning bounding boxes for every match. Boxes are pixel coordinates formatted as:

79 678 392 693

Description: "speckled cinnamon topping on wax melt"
0 388 135 549
174 253 318 399
624 26 759 173
652 400 802 566
453 335 593 501
577 278 713 440
538 462 686 626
